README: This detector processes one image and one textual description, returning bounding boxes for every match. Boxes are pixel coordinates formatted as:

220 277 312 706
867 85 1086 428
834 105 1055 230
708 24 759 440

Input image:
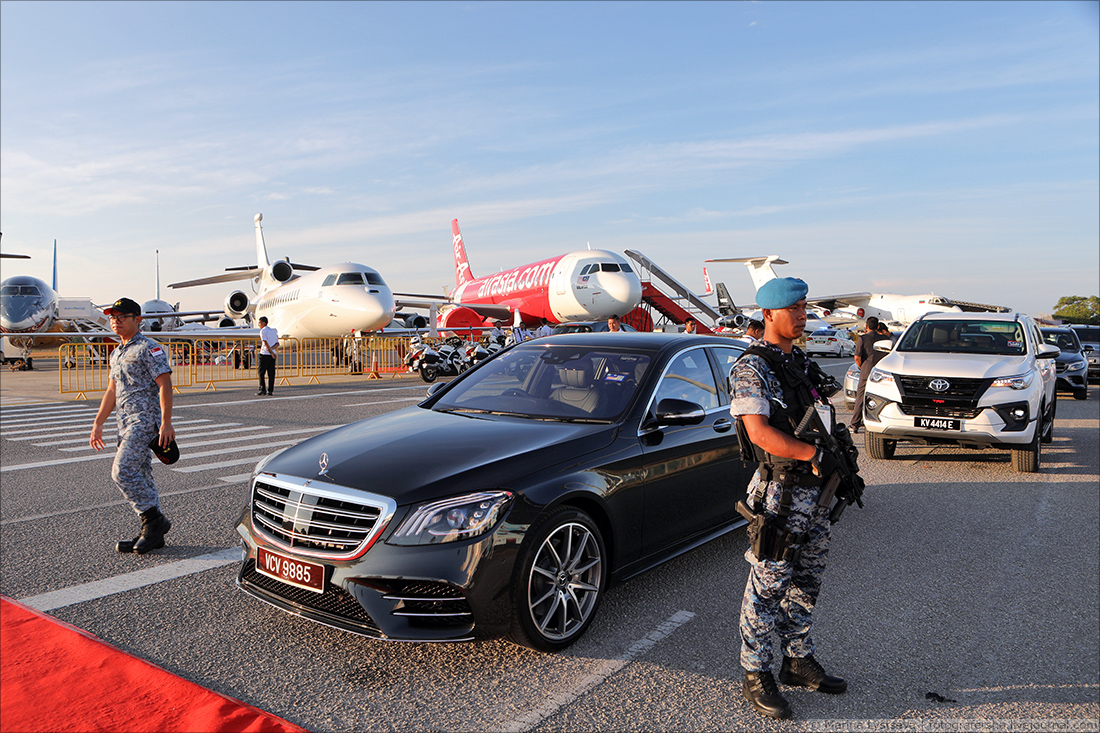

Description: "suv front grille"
251 476 393 559
897 375 991 400
899 404 983 420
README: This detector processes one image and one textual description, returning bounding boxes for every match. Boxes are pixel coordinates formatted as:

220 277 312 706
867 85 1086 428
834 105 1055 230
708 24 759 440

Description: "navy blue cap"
756 277 808 309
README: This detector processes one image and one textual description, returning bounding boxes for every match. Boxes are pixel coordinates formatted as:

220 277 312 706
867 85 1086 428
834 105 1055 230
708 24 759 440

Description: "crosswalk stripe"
170 439 309 472
59 425 268 452
27 420 221 446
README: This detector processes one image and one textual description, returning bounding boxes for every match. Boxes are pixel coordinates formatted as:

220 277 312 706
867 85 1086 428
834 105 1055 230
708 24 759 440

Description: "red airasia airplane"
397 220 643 332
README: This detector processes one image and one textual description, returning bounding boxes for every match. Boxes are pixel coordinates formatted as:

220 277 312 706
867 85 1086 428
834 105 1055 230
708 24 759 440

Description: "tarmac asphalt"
1 358 1097 732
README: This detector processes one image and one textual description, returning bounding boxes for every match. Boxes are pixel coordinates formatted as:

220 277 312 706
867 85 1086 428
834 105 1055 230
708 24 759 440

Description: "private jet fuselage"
250 264 396 340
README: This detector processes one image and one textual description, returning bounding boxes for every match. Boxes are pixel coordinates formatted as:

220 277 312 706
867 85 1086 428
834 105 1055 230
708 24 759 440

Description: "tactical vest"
734 343 821 467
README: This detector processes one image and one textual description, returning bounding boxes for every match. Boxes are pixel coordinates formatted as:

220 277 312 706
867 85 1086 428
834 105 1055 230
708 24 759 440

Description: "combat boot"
134 507 172 554
779 654 848 694
743 670 791 720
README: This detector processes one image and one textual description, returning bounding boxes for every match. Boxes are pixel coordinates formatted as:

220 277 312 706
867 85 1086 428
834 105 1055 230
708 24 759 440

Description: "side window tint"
653 350 720 411
710 346 746 399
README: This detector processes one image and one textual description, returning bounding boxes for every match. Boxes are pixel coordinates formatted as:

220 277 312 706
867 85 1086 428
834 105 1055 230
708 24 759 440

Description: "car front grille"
899 404 983 420
239 559 382 633
251 476 394 559
897 375 990 400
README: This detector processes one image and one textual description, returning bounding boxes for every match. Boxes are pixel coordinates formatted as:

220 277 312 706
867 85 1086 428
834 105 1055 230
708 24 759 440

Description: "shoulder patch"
149 345 164 356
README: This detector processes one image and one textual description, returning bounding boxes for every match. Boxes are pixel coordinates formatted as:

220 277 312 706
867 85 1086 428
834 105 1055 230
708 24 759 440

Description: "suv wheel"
865 431 896 459
1074 387 1088 401
1011 426 1041 473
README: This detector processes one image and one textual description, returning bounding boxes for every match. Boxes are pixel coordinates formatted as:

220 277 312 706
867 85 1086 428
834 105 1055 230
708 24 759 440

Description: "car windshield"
432 344 653 422
897 320 1027 356
1042 330 1080 352
1073 327 1099 343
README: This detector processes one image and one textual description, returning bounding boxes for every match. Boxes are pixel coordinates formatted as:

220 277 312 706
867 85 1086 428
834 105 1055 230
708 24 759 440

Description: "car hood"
258 406 618 506
875 352 1034 379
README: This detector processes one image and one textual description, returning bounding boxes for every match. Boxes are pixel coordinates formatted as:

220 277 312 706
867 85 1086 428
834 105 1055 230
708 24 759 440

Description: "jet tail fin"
702 267 713 296
255 213 271 268
715 282 736 316
452 219 475 288
705 255 787 292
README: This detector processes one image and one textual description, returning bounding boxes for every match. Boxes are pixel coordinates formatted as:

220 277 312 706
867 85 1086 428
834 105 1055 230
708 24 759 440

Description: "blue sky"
1 1 1097 318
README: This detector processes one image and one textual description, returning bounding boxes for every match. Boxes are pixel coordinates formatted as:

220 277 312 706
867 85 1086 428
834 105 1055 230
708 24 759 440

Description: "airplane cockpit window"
365 272 387 286
322 275 338 287
1 286 41 296
336 273 366 285
600 263 621 273
579 265 594 275
620 263 633 273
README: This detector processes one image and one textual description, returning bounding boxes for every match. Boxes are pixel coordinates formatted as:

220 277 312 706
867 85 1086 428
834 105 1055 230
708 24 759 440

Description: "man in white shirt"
257 316 279 396
536 318 553 338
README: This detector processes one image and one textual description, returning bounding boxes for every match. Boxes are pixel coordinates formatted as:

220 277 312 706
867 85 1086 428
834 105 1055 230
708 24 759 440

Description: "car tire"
1074 388 1088 401
1012 424 1042 473
508 506 606 653
865 430 896 459
419 364 439 383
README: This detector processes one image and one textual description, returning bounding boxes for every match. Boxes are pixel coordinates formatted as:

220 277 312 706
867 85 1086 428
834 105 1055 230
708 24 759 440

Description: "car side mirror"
872 339 893 353
1083 344 1095 353
653 398 706 426
1037 344 1059 359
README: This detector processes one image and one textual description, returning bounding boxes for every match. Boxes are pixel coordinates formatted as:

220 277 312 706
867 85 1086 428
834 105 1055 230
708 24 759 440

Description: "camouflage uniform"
730 346 832 672
109 333 172 513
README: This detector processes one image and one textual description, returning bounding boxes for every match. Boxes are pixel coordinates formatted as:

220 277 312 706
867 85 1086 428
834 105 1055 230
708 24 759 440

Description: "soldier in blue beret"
728 277 848 719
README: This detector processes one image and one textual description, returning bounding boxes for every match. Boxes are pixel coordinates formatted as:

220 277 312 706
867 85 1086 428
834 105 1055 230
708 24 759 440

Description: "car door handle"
712 419 732 433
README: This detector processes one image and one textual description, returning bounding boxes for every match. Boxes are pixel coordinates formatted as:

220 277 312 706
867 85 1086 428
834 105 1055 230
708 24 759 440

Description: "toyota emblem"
318 452 329 476
929 378 951 392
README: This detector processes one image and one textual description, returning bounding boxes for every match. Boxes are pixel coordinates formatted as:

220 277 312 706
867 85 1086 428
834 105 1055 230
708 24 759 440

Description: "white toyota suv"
862 312 1058 472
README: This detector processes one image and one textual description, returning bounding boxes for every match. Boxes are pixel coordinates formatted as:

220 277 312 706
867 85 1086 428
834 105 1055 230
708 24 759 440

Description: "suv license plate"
257 547 324 594
916 417 961 431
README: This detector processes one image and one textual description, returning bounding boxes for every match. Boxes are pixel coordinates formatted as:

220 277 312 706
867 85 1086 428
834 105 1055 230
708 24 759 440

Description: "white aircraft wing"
167 271 258 289
393 293 513 322
805 292 873 310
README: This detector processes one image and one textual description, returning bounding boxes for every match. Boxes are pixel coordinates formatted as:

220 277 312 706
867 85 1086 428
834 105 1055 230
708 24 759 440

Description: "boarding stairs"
624 250 722 334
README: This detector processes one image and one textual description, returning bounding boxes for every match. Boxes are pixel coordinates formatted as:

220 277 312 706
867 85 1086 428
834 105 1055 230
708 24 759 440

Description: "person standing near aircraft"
849 317 892 434
729 278 848 720
89 298 175 555
683 317 698 334
744 319 764 343
536 318 553 338
607 315 622 332
257 316 279 396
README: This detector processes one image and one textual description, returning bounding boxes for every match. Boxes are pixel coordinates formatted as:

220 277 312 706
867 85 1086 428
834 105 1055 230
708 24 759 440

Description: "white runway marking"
500 610 697 733
59 425 266 452
0 483 235 526
19 548 241 612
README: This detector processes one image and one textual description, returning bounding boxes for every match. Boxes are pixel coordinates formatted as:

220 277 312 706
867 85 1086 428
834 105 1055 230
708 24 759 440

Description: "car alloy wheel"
510 507 606 652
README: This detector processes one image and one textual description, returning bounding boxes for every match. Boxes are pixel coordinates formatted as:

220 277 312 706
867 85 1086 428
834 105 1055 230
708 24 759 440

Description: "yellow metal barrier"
59 340 195 399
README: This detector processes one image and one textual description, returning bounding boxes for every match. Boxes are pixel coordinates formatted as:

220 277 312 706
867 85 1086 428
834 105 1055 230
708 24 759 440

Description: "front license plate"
257 547 325 594
916 417 961 431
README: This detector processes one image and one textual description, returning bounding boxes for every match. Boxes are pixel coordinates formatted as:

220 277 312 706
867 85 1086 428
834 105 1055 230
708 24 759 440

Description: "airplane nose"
341 288 395 331
603 274 643 312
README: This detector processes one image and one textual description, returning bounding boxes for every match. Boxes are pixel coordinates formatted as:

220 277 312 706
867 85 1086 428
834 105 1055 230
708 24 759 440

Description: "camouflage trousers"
739 472 832 671
112 415 161 515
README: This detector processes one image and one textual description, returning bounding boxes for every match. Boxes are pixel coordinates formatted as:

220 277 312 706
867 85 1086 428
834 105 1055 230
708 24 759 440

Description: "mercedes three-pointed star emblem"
318 452 329 476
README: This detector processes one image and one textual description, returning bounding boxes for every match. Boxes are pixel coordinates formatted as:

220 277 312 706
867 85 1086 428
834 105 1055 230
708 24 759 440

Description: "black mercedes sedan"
235 333 753 651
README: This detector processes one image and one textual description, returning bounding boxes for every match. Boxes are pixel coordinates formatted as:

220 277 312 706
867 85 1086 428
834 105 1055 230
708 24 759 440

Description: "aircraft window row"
578 263 634 276
272 289 300 306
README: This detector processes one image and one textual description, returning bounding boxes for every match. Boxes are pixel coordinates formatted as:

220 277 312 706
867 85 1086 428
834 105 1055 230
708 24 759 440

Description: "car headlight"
846 364 860 378
868 368 894 385
389 491 513 546
992 372 1034 390
1067 361 1086 372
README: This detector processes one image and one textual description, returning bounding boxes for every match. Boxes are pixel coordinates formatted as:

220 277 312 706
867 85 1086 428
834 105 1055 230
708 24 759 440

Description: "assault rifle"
794 404 865 523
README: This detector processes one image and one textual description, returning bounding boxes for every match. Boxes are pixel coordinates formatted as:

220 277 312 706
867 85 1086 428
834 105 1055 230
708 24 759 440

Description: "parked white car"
862 312 1058 473
805 328 855 358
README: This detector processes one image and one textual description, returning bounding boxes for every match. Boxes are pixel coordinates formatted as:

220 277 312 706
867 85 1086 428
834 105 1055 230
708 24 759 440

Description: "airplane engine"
224 290 250 318
718 313 749 330
400 313 428 329
438 306 485 339
269 260 295 283
217 317 238 328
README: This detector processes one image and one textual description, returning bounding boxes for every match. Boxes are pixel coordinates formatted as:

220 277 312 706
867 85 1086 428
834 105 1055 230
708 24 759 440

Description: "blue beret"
756 277 808 309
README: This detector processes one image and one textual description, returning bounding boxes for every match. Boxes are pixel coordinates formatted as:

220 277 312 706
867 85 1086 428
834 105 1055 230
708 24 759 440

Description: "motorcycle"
467 333 507 366
418 336 471 383
403 335 431 374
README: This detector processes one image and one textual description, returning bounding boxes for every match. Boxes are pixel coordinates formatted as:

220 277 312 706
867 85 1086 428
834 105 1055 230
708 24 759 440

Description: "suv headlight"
389 491 513 546
1066 361 1086 372
868 368 894 385
991 373 1034 390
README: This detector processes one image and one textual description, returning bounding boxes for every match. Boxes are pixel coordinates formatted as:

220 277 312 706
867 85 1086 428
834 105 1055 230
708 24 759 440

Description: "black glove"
810 446 840 478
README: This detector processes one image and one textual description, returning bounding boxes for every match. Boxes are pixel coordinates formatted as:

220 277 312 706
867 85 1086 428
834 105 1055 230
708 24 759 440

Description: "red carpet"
0 596 307 733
